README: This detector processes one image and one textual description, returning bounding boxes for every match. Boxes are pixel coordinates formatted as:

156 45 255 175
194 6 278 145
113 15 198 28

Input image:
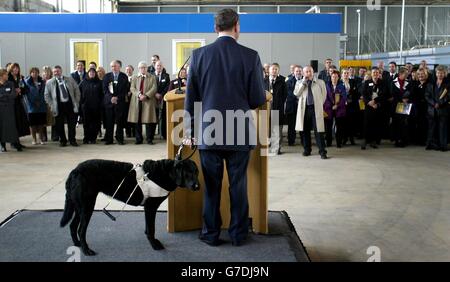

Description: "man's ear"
234 22 240 33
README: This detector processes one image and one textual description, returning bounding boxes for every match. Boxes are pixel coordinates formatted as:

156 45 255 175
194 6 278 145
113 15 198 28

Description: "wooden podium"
164 88 271 234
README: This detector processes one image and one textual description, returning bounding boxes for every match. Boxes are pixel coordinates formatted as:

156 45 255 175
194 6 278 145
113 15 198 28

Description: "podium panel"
164 88 271 234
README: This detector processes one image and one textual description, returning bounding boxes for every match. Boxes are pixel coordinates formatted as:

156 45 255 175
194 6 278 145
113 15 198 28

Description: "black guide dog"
60 159 200 256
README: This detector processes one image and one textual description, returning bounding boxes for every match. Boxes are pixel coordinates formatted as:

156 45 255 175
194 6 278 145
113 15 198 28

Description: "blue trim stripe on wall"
0 13 341 33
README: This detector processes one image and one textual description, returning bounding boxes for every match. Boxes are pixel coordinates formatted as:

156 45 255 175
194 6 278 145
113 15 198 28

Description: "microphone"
175 55 191 94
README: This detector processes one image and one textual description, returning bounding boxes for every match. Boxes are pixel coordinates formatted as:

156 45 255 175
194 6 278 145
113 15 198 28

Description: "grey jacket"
44 76 80 117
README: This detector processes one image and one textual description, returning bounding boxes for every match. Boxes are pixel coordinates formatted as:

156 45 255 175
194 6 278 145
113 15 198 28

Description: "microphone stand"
175 55 190 94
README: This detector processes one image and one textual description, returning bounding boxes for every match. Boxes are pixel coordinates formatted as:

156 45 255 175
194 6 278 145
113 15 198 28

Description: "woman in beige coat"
128 61 157 144
294 66 328 159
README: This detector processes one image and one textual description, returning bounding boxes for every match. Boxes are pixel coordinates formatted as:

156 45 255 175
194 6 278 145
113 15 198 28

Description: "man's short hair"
215 9 239 32
76 60 85 65
54 65 62 70
389 61 397 67
152 55 160 60
270 63 280 68
126 65 134 71
89 61 97 67
371 66 380 71
110 60 121 67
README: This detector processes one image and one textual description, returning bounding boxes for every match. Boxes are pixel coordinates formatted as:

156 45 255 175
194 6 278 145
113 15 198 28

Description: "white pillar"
384 6 388 52
424 6 429 45
344 6 348 59
357 9 361 55
399 0 406 64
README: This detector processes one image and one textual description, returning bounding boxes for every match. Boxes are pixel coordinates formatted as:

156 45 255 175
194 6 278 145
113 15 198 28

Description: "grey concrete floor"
0 128 449 262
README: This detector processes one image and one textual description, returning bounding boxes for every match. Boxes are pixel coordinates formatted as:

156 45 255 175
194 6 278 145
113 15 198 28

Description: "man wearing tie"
124 65 135 138
44 66 80 147
286 65 303 146
128 62 158 145
147 55 167 75
103 60 130 145
318 58 333 81
71 60 86 85
185 9 266 246
294 66 328 159
154 60 170 140
264 63 287 155
387 61 398 82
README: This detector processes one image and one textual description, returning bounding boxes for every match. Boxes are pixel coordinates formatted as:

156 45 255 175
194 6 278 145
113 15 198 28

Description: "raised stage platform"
0 210 309 262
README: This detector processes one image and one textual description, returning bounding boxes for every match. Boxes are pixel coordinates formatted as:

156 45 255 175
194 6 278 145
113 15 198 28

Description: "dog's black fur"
60 159 199 256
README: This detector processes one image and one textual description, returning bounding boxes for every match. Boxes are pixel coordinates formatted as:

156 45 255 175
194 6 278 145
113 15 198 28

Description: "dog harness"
134 164 169 205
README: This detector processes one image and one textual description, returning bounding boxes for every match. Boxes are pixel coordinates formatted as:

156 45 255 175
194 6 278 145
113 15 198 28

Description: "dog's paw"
150 239 165 250
82 247 97 256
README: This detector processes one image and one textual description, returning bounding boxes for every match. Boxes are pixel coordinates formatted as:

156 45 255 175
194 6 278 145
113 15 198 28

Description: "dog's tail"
60 171 75 227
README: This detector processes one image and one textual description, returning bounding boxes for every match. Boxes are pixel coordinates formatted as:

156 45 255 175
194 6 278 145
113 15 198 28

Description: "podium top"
164 87 272 103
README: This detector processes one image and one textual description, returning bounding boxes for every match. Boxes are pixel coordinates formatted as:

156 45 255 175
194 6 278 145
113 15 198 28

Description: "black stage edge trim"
0 209 21 228
279 210 312 262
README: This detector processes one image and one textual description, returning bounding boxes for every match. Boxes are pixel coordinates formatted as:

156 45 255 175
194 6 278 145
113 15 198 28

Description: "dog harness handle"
102 164 140 221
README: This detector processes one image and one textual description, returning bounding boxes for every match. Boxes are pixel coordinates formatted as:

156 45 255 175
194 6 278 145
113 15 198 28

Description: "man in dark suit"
147 54 167 75
318 58 333 81
71 60 86 85
264 63 287 155
286 65 303 146
71 60 87 125
387 61 398 83
154 60 170 140
425 65 449 151
103 60 130 145
354 67 366 87
287 64 297 80
185 9 266 247
377 61 390 82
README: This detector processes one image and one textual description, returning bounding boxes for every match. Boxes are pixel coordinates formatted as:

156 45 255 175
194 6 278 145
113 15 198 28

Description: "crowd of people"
0 56 449 157
0 54 187 152
264 59 450 158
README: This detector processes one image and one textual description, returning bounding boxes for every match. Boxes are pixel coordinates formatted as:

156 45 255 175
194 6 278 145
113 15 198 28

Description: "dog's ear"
170 161 184 186
142 160 156 174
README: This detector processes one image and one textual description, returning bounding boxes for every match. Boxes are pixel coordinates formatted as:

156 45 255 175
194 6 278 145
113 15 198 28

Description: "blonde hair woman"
96 66 106 81
42 66 54 142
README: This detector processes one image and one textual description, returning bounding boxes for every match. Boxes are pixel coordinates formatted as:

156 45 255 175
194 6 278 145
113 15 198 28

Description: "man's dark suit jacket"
71 71 86 85
185 36 266 151
285 75 301 115
155 72 170 96
102 72 130 109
